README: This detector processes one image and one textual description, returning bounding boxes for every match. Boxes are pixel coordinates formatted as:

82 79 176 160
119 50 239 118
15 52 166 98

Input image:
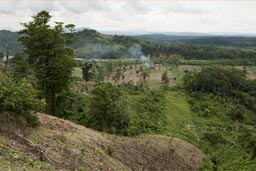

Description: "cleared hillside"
0 113 204 171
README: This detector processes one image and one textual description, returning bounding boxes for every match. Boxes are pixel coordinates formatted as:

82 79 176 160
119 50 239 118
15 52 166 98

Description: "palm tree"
141 68 150 83
112 68 124 85
81 62 94 90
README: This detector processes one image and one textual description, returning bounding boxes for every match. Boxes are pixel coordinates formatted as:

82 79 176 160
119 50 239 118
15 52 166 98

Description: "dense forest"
135 34 256 47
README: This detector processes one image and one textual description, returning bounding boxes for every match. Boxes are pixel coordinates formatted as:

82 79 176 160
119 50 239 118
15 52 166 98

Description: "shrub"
55 89 89 122
183 66 247 96
238 128 256 159
86 83 129 134
184 66 256 121
0 73 44 127
201 132 228 145
126 90 167 136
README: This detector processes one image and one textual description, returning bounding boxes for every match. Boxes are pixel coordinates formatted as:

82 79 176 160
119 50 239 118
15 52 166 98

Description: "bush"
0 73 44 127
201 132 228 145
184 66 256 122
126 90 167 136
55 89 89 122
86 83 129 134
183 66 247 96
238 128 256 159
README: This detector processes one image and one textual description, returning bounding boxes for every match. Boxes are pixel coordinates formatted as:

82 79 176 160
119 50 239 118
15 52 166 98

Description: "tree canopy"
18 11 75 115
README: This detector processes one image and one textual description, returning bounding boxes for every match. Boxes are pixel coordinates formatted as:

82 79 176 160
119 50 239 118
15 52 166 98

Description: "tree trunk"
45 88 56 115
85 81 88 91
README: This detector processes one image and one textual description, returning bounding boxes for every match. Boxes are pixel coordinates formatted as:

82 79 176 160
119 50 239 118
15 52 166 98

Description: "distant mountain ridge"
134 34 256 47
1 29 256 58
102 30 256 37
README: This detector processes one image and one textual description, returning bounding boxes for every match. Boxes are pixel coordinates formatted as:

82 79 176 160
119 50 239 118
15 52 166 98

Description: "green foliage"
142 42 256 60
163 90 256 171
112 68 124 85
201 131 228 145
180 66 256 170
183 66 247 96
238 128 256 159
182 58 256 66
199 155 214 171
140 68 150 83
126 90 167 136
0 73 44 127
153 54 182 68
8 52 30 80
18 11 75 115
183 66 256 122
161 71 169 84
120 82 150 95
86 83 129 134
80 62 95 90
55 89 89 123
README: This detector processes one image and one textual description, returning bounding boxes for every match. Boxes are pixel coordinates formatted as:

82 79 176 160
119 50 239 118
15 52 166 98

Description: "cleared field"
73 64 256 89
103 65 202 87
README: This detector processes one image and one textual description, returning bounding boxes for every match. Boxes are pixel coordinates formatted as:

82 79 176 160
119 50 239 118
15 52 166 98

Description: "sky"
0 0 256 34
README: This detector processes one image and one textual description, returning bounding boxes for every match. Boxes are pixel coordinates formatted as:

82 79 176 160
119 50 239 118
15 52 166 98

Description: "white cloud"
0 0 256 34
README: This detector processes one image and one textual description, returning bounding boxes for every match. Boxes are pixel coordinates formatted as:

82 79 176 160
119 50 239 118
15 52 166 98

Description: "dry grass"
0 113 204 171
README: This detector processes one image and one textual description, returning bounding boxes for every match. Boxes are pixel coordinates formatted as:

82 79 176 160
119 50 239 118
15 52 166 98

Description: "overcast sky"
0 0 256 34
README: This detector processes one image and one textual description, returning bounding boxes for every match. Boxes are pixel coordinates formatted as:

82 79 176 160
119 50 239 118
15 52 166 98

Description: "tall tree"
87 83 129 134
81 62 94 91
18 11 75 115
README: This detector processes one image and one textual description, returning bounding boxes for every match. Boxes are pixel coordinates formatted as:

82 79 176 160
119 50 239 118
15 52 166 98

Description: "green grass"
0 147 54 171
165 91 194 136
146 70 163 87
169 68 185 84
73 67 83 78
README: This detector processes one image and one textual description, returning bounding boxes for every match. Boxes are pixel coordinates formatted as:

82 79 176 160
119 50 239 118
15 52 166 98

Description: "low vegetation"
0 73 44 127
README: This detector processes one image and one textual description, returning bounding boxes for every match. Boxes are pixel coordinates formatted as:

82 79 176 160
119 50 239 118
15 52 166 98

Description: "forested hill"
134 34 256 47
0 29 145 58
2 29 256 60
185 36 256 47
70 29 145 59
0 30 22 55
134 34 200 43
